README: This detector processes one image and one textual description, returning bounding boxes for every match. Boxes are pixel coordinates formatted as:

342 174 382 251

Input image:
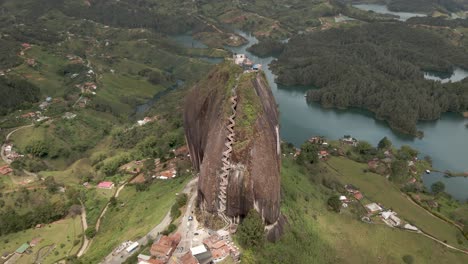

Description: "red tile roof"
0 165 13 175
354 192 363 200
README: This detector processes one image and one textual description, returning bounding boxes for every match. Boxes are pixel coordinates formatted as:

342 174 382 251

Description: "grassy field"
325 156 467 249
250 157 468 263
81 176 189 263
0 217 82 264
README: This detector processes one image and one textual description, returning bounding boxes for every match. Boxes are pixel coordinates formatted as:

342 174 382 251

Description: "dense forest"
407 16 468 27
272 23 468 135
0 76 41 116
247 39 285 57
387 0 466 13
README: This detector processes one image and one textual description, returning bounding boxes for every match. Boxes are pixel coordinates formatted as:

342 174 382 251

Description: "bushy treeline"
0 200 68 236
272 23 468 135
247 39 285 58
407 16 468 27
0 76 41 116
388 0 466 13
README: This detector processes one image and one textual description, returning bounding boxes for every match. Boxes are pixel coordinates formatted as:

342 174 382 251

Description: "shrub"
402 254 414 264
327 195 341 213
237 210 265 248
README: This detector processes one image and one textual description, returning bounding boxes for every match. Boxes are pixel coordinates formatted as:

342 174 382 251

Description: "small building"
318 150 329 159
426 200 439 208
389 214 401 226
138 254 151 262
97 181 115 189
157 168 177 180
365 203 383 213
345 184 359 194
16 243 29 254
63 112 77 120
252 64 262 71
29 237 42 247
178 251 198 264
150 233 181 261
403 224 418 231
190 245 212 264
0 165 13 175
353 191 363 200
339 195 348 202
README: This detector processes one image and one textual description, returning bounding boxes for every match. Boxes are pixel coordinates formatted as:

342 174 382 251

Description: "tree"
390 160 409 183
85 226 97 239
402 254 414 264
25 140 49 158
431 181 445 194
327 195 341 212
397 145 419 160
378 137 392 149
44 176 59 193
297 142 319 165
237 210 265 248
355 141 373 155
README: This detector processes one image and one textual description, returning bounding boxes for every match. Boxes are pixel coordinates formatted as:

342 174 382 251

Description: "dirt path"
79 183 127 257
77 202 90 257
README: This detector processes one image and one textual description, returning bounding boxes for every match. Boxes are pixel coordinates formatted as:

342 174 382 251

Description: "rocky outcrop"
184 63 282 237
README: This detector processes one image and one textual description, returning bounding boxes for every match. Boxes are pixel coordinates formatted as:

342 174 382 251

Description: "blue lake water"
353 4 427 21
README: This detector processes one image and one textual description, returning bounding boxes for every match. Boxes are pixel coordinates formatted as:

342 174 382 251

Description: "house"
21 112 36 118
217 230 230 240
365 203 383 213
97 181 114 189
177 251 198 264
341 135 358 146
339 195 348 202
367 159 379 170
345 184 359 194
252 64 262 71
0 165 13 175
21 43 31 49
15 243 30 254
150 233 181 261
190 245 212 264
353 191 363 200
63 112 77 120
157 168 177 180
318 150 329 159
381 211 401 226
233 54 246 65
309 136 325 144
138 254 151 262
29 237 42 247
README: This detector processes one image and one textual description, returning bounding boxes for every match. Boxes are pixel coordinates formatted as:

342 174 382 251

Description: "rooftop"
190 244 208 256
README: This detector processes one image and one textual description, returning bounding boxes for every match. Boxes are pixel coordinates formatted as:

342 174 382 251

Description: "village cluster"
341 184 418 231
131 229 240 264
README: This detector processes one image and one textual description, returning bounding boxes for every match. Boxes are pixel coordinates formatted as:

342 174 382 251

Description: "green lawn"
249 157 468 264
325 156 467 249
81 177 189 263
0 217 82 264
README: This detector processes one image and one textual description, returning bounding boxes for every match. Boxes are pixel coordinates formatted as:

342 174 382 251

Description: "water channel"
172 31 468 201
353 4 427 21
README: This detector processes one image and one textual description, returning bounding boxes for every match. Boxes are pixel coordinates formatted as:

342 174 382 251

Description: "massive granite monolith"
184 62 282 238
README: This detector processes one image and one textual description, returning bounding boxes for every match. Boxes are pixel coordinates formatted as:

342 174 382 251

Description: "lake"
424 67 468 83
173 32 468 201
353 4 427 21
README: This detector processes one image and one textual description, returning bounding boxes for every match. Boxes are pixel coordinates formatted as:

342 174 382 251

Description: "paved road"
100 178 198 264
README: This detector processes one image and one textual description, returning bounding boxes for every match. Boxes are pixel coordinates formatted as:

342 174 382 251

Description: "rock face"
184 63 281 230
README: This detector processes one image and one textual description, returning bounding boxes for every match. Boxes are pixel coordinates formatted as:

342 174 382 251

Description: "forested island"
272 23 468 135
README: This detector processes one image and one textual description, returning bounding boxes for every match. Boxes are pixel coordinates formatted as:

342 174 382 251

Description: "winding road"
100 177 198 264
